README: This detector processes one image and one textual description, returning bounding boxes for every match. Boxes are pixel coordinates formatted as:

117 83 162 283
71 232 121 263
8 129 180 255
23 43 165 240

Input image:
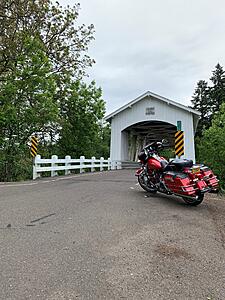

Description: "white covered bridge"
105 91 201 163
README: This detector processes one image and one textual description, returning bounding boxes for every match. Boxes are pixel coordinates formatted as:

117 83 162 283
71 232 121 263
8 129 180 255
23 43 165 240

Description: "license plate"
192 166 200 174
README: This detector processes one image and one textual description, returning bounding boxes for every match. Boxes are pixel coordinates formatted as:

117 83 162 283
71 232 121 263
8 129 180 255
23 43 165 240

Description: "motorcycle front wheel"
138 174 157 193
182 194 204 206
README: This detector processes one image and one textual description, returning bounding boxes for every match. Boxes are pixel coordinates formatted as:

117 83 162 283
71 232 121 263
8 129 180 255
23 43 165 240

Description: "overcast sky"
60 0 225 114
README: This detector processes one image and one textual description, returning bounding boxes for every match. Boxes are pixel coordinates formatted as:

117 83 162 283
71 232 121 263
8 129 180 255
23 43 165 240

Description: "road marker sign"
175 131 184 157
30 136 38 158
177 120 182 131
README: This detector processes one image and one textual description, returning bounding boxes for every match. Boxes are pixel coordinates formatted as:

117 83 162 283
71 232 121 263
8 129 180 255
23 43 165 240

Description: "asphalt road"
0 170 225 300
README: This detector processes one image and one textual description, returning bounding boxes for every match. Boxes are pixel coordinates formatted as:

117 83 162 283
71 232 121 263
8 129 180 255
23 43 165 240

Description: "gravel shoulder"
205 193 225 250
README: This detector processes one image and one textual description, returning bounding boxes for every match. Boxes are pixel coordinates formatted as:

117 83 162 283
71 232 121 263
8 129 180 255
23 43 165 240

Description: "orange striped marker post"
175 131 184 158
30 136 38 158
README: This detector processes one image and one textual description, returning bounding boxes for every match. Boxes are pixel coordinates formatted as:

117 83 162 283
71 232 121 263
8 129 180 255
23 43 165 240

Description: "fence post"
91 157 95 172
65 155 71 175
117 161 122 170
100 157 104 171
80 156 85 173
108 158 111 170
111 160 115 170
51 155 58 177
33 155 41 180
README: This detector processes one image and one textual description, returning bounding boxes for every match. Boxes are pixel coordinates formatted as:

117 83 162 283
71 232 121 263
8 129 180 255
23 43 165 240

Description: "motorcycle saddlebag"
200 166 219 189
164 171 195 196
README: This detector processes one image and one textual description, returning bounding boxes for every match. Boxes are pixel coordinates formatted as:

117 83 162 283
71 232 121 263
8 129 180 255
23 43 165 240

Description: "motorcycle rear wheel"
138 174 157 193
182 194 204 206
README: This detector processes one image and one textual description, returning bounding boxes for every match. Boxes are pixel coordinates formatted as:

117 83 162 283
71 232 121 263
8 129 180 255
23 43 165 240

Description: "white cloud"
60 0 225 113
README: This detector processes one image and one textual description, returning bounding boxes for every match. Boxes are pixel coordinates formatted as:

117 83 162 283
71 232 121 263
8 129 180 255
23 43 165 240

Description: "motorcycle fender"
135 168 144 176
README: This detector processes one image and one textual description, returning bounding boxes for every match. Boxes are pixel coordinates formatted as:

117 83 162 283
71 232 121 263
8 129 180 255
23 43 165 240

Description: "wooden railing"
33 155 122 179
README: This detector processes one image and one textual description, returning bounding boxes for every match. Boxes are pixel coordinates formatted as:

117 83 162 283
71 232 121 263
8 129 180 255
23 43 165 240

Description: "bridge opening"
122 121 177 161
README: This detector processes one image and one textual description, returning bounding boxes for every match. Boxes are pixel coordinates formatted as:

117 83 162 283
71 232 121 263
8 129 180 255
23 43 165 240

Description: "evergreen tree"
210 63 225 114
191 64 225 136
191 80 211 136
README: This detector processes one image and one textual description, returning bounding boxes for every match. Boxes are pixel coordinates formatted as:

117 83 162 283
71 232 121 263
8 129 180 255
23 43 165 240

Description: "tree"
0 0 97 181
191 64 225 189
191 80 211 136
0 0 95 80
197 102 225 189
191 64 225 136
95 123 111 158
210 63 225 114
58 81 106 158
0 36 58 181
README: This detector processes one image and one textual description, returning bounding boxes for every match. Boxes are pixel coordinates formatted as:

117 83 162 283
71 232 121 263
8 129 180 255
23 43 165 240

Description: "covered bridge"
105 91 200 162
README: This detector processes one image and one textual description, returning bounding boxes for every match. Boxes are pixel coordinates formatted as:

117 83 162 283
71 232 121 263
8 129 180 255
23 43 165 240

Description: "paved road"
0 170 225 300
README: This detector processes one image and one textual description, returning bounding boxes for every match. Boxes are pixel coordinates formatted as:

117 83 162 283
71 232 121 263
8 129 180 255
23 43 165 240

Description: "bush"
0 151 33 182
196 103 225 189
159 148 176 161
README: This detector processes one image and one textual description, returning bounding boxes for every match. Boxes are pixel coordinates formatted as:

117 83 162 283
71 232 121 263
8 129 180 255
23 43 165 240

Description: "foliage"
0 36 58 181
210 63 225 114
191 63 225 136
58 81 107 158
159 148 175 160
191 80 211 136
192 64 225 189
95 123 111 159
0 0 95 79
0 0 107 182
196 103 225 189
0 144 32 182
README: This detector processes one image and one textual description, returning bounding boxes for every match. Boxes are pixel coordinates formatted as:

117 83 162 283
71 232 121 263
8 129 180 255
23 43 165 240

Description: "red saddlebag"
200 166 219 189
164 172 196 196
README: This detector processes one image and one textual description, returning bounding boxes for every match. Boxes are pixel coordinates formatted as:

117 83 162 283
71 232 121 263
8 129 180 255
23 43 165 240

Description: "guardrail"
33 155 122 180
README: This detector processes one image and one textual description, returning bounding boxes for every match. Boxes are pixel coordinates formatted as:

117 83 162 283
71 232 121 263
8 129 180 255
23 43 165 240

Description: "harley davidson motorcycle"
135 140 219 206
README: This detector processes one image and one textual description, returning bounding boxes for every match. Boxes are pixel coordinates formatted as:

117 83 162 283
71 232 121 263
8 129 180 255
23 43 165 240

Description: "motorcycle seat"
170 159 193 170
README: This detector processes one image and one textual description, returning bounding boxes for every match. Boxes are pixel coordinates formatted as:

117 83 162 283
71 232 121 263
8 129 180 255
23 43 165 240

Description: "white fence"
33 155 122 180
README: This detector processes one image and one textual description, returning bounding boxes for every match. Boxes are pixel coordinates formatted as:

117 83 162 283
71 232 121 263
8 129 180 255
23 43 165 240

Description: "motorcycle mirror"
162 139 169 146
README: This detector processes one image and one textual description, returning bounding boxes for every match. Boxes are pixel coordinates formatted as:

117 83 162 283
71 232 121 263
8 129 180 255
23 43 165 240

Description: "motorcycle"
135 140 219 206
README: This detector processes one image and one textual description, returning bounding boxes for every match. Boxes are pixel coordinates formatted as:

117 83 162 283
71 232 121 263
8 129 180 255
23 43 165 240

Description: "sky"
59 0 225 114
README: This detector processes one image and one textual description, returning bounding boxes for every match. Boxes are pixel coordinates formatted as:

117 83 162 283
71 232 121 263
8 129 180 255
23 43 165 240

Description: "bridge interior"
124 121 177 161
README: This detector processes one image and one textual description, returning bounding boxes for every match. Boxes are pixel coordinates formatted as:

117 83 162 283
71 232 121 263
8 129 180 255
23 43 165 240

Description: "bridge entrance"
124 120 177 161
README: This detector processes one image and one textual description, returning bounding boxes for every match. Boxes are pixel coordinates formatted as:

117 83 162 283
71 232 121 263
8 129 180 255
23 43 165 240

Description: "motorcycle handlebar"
144 141 163 151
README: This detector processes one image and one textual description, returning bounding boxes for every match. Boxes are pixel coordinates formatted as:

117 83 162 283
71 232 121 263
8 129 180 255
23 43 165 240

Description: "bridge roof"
105 91 201 122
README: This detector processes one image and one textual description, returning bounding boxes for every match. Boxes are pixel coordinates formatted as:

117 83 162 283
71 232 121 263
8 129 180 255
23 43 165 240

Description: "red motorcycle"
135 140 219 206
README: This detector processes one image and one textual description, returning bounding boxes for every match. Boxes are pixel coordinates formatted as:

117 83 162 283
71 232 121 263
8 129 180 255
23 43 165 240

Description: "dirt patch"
155 244 192 259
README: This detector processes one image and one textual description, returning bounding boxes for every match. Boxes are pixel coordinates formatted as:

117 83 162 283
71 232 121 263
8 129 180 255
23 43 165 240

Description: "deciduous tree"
0 36 58 180
58 81 106 158
0 0 95 79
